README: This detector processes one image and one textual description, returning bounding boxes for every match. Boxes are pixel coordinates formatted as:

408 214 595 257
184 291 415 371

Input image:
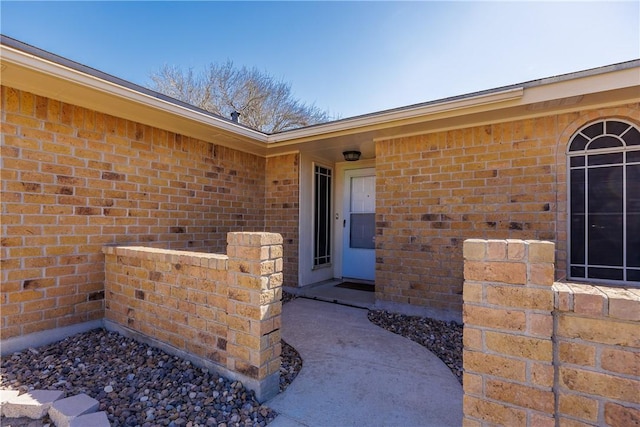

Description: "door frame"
333 159 376 281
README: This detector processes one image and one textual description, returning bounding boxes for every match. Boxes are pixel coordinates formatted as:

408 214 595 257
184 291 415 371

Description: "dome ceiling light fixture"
342 150 361 161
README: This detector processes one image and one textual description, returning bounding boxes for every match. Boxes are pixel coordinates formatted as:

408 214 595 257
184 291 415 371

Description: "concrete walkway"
267 298 463 427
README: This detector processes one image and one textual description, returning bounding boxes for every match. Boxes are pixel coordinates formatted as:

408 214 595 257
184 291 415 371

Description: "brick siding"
375 104 640 315
265 154 299 287
0 86 268 338
463 239 640 426
103 232 283 401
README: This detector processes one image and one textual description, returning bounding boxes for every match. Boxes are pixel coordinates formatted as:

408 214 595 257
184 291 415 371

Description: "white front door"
342 168 375 281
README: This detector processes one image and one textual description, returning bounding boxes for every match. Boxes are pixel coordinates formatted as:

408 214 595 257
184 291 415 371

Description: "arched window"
568 119 640 284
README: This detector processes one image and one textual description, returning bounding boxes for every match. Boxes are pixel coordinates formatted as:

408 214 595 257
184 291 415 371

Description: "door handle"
343 219 346 228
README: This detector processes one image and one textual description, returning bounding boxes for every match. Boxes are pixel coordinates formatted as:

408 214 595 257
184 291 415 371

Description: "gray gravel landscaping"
1 292 462 426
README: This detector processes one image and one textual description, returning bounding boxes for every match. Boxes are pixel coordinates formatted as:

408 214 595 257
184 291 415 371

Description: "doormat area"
335 282 375 292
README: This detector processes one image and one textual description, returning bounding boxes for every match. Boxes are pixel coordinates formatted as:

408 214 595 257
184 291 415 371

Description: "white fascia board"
265 87 524 144
0 45 268 144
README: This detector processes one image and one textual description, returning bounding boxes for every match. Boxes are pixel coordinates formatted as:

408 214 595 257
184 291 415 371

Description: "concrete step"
48 393 99 427
68 411 110 427
0 389 20 416
1 390 65 419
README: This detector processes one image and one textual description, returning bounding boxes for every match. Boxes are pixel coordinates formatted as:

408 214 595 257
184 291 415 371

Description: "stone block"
0 389 20 416
69 411 111 427
48 393 99 427
2 389 64 419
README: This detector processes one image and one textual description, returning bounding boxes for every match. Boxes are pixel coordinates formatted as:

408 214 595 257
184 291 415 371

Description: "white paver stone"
69 411 111 427
2 389 65 419
48 393 99 427
0 389 20 416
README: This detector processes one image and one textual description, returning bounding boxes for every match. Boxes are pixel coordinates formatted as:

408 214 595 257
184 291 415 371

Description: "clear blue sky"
2 1 639 118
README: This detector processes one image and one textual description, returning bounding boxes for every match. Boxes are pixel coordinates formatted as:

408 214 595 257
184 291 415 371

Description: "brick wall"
555 283 640 426
103 232 283 401
265 154 299 287
375 104 640 316
1 86 266 339
463 239 640 426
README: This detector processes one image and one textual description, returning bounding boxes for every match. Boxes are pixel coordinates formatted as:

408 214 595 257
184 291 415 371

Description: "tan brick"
601 348 640 376
463 239 486 260
558 315 639 347
559 394 599 422
530 361 554 387
604 402 640 427
570 283 607 316
463 395 526 426
463 327 483 350
528 262 555 285
527 240 555 263
463 304 526 331
464 350 526 381
462 282 483 303
600 286 640 321
485 331 552 361
559 367 640 403
464 260 527 285
528 312 553 337
485 379 554 413
529 413 555 427
486 240 507 260
558 341 596 366
463 372 483 396
486 285 554 310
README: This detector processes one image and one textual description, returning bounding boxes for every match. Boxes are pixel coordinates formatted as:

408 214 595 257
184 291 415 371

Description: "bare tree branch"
149 61 334 133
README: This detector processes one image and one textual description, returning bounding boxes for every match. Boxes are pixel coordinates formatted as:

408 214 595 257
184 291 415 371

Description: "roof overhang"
1 36 638 162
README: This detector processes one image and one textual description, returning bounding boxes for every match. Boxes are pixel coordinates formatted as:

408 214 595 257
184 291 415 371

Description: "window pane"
588 153 623 166
588 167 623 266
350 213 375 249
628 269 640 282
627 164 640 267
314 166 332 266
570 266 585 278
588 267 623 281
606 120 630 136
570 168 586 264
628 151 640 163
582 122 604 139
623 127 640 146
570 156 585 167
569 134 588 151
589 136 622 150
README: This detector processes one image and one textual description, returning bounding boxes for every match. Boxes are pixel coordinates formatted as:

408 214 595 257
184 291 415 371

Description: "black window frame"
313 164 332 268
567 119 640 285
